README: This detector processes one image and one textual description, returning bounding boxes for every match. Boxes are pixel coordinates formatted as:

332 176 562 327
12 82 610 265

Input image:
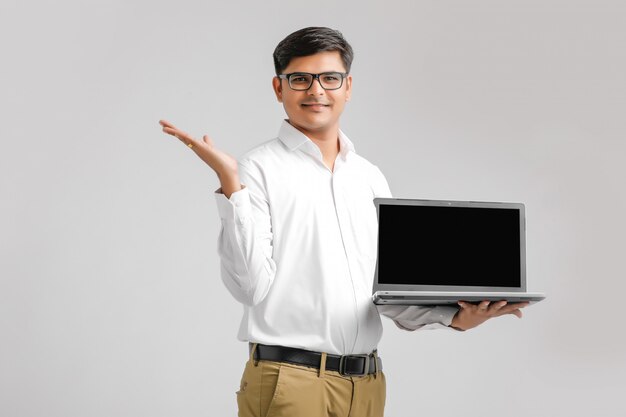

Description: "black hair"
273 26 354 75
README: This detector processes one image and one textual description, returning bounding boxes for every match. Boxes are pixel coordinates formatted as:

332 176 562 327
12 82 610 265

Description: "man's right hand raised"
159 119 242 198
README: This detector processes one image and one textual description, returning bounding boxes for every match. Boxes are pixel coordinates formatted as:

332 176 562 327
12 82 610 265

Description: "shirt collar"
278 119 356 160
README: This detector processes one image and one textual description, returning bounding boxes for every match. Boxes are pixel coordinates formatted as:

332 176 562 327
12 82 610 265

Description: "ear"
272 76 283 103
345 74 352 102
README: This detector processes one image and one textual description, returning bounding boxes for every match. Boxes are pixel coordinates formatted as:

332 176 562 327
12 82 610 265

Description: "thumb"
203 135 213 146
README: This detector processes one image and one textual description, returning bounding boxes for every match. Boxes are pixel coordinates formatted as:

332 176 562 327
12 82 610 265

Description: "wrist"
450 312 466 331
218 173 242 198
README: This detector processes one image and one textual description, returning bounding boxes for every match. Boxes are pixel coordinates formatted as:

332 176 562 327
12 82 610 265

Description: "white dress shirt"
214 120 458 355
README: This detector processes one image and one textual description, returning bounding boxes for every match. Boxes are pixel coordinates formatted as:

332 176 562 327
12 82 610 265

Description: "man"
159 26 528 417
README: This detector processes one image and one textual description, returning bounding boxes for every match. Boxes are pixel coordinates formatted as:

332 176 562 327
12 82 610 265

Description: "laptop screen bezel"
372 197 527 293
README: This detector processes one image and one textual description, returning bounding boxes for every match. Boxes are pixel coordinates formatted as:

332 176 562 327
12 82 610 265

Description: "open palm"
159 119 239 178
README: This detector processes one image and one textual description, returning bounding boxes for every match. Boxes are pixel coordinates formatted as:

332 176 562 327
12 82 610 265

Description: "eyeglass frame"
277 71 349 91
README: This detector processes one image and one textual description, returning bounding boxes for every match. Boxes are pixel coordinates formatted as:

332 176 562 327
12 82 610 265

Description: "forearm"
218 220 276 305
377 304 459 331
217 172 242 199
215 188 277 306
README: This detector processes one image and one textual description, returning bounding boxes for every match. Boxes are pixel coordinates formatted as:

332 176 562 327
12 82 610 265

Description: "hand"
159 119 241 197
450 300 530 331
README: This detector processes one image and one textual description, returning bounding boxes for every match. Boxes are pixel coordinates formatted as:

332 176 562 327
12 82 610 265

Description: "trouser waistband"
249 343 382 377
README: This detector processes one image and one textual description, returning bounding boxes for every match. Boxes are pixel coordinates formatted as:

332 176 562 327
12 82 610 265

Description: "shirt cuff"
429 306 459 327
214 186 251 224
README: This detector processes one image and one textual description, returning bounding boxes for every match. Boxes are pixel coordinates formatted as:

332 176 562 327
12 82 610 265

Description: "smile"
301 104 330 109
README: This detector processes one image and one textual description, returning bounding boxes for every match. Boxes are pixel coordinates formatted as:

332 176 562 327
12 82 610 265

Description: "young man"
159 26 528 417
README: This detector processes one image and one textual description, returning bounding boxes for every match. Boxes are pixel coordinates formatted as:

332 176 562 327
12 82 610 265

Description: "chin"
302 114 336 126
302 121 334 132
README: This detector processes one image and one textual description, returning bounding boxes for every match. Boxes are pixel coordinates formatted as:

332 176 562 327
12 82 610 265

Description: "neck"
287 120 341 159
287 120 341 171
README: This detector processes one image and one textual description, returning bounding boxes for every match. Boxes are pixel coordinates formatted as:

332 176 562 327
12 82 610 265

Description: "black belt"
250 343 382 377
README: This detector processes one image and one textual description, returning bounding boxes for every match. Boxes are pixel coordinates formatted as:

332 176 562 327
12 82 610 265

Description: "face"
272 50 352 138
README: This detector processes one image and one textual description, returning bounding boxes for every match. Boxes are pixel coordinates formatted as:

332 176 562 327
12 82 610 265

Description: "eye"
289 74 312 84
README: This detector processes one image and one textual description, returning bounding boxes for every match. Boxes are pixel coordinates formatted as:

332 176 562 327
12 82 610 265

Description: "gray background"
1 0 625 416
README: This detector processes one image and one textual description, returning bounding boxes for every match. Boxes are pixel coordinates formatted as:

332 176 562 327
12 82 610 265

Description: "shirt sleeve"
371 165 392 199
370 164 460 331
376 304 459 331
214 160 277 306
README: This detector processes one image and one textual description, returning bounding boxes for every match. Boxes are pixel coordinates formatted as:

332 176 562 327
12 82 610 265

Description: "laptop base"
372 291 546 306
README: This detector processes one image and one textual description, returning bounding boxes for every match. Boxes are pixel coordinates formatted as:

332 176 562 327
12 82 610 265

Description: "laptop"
371 197 546 306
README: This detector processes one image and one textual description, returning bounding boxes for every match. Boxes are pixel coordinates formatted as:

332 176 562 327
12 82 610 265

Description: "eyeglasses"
278 72 348 91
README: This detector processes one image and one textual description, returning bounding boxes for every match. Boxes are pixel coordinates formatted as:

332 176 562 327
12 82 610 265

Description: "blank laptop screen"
377 204 521 287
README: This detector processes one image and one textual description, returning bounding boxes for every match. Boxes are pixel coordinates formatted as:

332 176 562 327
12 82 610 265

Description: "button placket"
331 171 361 352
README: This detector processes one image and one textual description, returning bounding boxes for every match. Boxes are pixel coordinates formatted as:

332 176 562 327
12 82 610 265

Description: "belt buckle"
338 354 370 377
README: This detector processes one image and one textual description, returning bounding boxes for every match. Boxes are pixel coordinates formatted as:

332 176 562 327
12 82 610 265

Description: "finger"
159 119 176 128
163 126 190 141
500 302 529 312
458 301 467 309
491 300 508 311
509 309 523 319
512 302 530 309
181 134 198 149
203 134 213 146
162 126 187 137
497 304 526 317
478 300 490 311
163 127 197 148
160 122 187 138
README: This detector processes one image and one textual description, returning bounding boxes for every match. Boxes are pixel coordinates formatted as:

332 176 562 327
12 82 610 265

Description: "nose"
307 77 325 95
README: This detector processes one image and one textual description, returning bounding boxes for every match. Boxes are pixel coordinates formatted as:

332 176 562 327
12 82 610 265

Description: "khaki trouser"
236 345 386 417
